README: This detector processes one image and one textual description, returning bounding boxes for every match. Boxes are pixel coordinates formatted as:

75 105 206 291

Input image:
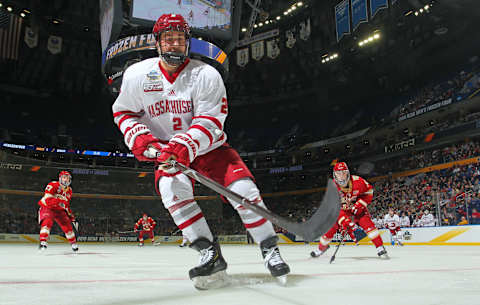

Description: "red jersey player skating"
38 171 79 252
311 162 389 259
135 214 157 246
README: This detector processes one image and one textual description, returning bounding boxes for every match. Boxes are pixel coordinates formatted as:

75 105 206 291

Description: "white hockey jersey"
400 215 410 227
384 214 400 230
112 57 227 161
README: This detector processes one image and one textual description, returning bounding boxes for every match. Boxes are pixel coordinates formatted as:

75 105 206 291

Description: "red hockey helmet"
153 14 191 66
333 162 350 187
59 171 72 187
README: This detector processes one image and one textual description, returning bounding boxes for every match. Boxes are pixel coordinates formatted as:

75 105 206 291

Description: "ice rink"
1 243 479 305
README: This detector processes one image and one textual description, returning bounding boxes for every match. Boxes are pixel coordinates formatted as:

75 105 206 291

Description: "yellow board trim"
278 234 294 243
429 228 470 243
20 235 38 243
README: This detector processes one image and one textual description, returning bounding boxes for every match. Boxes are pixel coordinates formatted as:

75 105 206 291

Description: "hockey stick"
169 160 341 242
117 230 136 234
329 232 346 264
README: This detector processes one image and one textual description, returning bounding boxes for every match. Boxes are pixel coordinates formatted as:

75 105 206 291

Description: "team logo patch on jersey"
144 82 164 92
146 70 161 80
168 89 176 96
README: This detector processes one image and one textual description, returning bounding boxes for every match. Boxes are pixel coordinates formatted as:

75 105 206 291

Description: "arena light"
0 3 3 8
6 6 13 12
20 12 25 17
241 27 246 32
276 16 281 20
297 2 303 6
258 22 263 27
358 31 381 47
322 53 339 64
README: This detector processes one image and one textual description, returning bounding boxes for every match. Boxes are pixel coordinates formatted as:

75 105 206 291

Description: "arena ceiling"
0 0 479 120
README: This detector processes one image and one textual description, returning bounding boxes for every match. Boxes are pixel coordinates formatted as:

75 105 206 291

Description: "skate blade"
192 270 229 290
276 275 288 286
379 254 390 260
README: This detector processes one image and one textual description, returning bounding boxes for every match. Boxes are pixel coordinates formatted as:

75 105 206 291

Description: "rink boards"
1 225 480 245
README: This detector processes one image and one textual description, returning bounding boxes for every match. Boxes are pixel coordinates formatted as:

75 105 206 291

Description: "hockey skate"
138 242 144 247
310 245 330 258
377 246 390 259
72 243 79 253
260 236 290 285
189 237 228 290
38 241 47 252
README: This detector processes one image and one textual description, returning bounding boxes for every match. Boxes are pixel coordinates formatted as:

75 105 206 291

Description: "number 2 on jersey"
221 97 228 114
173 117 182 131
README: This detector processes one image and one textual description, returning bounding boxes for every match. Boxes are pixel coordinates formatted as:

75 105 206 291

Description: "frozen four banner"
351 0 368 31
335 0 351 42
370 0 388 19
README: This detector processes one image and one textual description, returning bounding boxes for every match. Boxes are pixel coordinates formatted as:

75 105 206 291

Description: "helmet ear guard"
152 14 191 66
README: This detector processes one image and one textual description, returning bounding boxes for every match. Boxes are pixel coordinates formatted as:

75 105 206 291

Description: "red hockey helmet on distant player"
59 171 72 187
153 14 191 66
333 162 350 187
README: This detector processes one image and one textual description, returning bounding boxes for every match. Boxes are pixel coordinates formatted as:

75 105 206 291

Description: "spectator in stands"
471 208 480 224
457 216 468 226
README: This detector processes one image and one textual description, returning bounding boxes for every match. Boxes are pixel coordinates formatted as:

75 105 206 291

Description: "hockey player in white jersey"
384 208 403 246
112 14 289 289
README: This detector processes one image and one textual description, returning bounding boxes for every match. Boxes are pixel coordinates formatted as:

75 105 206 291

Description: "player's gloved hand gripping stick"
165 160 341 242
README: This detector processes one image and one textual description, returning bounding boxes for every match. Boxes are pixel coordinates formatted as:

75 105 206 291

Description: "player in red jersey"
134 213 157 246
311 162 388 259
37 171 78 252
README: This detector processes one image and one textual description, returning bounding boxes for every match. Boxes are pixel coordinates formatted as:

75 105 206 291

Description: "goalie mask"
333 162 350 187
59 171 72 187
153 14 191 66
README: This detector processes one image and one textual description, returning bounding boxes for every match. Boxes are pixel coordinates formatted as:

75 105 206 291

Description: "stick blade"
301 179 341 242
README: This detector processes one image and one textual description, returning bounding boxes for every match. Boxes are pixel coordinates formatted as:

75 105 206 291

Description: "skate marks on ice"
224 272 307 288
192 272 308 290
43 251 113 257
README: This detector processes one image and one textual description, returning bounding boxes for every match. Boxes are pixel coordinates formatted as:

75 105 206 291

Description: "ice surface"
1 243 479 305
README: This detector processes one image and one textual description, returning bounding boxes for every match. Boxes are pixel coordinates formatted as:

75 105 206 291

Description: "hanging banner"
335 0 351 42
351 0 368 31
236 47 249 67
266 38 280 59
24 26 38 48
47 35 62 54
299 18 311 41
237 29 279 48
370 0 388 19
285 28 296 48
251 40 264 61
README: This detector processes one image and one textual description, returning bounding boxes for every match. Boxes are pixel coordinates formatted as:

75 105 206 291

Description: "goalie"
112 14 289 289
37 171 79 252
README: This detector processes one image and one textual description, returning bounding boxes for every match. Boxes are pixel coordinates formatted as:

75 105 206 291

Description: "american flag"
0 10 23 60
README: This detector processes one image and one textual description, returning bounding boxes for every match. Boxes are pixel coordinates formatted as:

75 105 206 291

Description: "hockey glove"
132 133 164 162
157 143 190 174
351 201 366 216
